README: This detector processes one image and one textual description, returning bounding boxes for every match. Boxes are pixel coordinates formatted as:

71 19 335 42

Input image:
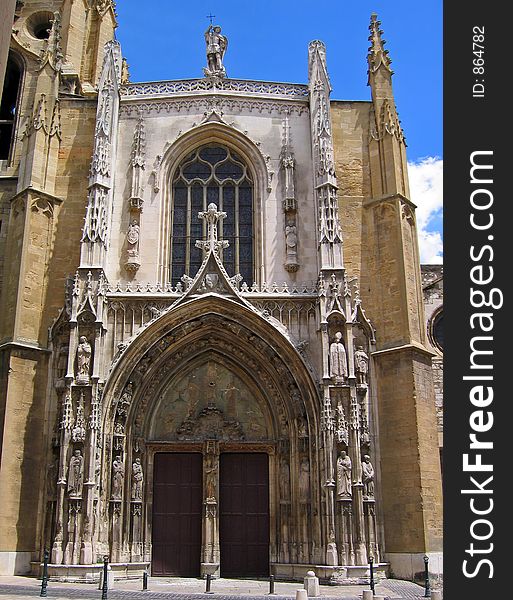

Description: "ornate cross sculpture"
206 13 216 25
196 203 229 256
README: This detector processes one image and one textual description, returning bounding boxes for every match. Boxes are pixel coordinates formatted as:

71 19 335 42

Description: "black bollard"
369 555 375 595
424 555 431 597
142 569 148 591
269 574 275 595
40 549 49 597
101 555 109 600
205 573 213 594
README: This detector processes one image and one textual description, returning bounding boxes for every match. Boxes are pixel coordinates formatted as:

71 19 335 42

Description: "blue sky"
116 1 443 262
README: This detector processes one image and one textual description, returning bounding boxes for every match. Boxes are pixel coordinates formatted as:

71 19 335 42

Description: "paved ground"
0 576 439 600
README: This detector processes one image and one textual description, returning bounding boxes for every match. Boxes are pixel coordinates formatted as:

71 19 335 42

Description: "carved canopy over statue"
204 24 228 77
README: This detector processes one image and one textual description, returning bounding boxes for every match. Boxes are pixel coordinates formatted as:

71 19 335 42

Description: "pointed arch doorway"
101 295 321 578
148 357 273 578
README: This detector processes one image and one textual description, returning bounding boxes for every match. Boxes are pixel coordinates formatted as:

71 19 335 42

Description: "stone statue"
279 457 290 500
76 336 92 383
330 332 348 381
355 345 369 385
299 456 310 503
285 224 297 253
117 382 133 418
126 219 140 246
67 449 84 497
336 450 352 499
204 24 228 77
131 457 144 500
112 455 125 500
204 450 218 501
362 454 375 499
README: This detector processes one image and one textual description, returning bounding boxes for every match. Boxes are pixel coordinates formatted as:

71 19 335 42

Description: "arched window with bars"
170 144 254 285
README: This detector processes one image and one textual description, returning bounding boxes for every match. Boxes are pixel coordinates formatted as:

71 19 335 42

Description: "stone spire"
308 40 344 271
366 13 408 196
367 13 394 101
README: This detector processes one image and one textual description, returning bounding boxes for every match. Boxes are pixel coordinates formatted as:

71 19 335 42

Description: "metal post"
424 555 431 597
142 569 148 591
269 574 275 595
205 573 213 594
369 555 375 595
40 549 49 597
101 555 109 600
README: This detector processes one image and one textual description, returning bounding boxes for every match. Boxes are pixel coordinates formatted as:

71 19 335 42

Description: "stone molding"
119 97 309 117
103 280 318 296
120 78 309 100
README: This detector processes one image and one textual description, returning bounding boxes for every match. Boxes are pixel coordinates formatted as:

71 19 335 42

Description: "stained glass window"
171 145 254 286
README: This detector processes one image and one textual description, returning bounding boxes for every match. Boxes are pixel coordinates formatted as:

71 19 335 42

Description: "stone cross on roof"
196 203 229 256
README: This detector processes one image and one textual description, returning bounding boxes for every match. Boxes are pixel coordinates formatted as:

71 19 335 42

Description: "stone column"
52 387 73 564
201 440 220 577
80 386 100 564
364 501 379 563
348 388 367 565
321 388 337 565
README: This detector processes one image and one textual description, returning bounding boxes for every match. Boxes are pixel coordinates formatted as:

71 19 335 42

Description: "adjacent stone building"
0 1 443 583
421 265 443 464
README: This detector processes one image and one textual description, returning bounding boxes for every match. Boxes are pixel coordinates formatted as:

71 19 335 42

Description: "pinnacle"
367 12 393 75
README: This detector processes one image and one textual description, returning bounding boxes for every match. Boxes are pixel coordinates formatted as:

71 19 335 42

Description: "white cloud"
407 157 443 264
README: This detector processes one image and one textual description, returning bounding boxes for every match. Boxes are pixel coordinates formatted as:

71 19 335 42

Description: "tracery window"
171 145 254 285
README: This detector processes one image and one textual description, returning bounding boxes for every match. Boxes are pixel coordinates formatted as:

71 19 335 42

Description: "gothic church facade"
0 1 443 583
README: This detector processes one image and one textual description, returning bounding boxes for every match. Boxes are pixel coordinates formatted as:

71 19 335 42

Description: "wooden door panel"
220 453 269 577
152 453 202 577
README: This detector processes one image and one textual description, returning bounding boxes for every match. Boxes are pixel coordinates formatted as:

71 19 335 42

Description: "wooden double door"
152 452 269 578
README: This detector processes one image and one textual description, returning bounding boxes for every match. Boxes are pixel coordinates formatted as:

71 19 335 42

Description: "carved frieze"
176 405 245 441
119 97 308 117
120 78 309 99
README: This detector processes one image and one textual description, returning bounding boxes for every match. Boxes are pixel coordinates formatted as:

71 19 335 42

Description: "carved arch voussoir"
102 296 321 443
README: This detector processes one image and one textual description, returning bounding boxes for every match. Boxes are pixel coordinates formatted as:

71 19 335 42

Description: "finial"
367 13 393 76
196 203 229 255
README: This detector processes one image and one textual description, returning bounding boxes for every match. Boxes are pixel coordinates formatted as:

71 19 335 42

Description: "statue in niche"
67 449 84 497
297 415 308 438
204 449 218 501
279 457 290 500
285 222 298 257
299 456 310 503
204 24 228 77
330 332 348 381
126 219 140 246
354 345 369 386
76 336 92 383
336 450 352 499
131 457 144 501
362 454 375 499
56 345 69 382
117 382 133 418
111 455 125 500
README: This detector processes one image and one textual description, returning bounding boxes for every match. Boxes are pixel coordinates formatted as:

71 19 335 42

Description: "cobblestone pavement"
0 576 439 600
